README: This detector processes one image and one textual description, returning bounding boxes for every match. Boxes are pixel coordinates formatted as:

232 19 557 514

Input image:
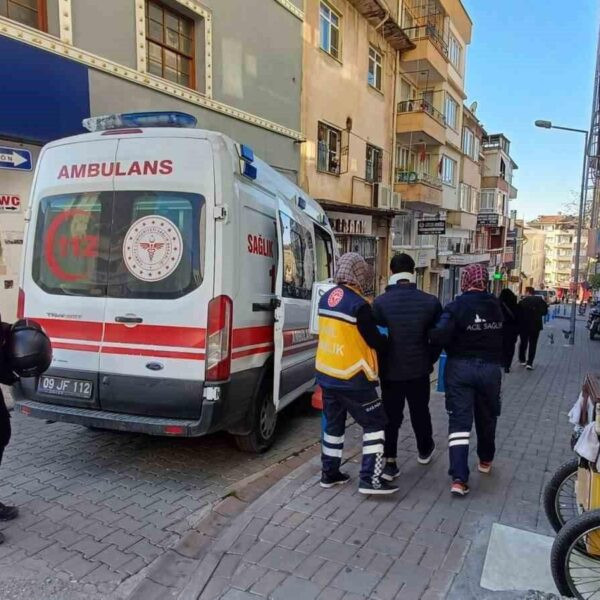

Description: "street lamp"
534 119 589 345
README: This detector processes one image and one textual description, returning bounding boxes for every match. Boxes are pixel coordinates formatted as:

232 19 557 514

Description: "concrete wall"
71 0 302 133
301 0 395 201
89 71 300 177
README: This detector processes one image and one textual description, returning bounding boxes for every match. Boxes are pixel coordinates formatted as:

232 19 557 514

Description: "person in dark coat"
0 319 19 545
518 286 548 370
372 253 442 482
499 289 520 373
429 264 504 497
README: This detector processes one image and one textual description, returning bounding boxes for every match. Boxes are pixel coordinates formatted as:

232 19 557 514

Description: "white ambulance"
14 111 335 452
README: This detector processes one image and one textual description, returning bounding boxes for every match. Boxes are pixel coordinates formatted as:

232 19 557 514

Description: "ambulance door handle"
115 316 144 324
252 298 281 312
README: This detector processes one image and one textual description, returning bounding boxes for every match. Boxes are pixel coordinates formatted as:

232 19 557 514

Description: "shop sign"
477 213 499 226
418 220 446 235
0 193 21 212
445 253 491 266
327 211 372 236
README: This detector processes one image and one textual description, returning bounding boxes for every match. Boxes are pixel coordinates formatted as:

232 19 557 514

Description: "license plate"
38 376 93 399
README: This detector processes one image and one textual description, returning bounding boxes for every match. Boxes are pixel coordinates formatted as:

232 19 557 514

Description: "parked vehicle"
14 111 336 452
588 308 600 340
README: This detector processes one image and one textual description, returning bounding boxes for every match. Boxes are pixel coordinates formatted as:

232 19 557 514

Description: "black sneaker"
358 479 399 495
417 442 436 465
0 503 18 521
320 471 350 489
381 461 400 482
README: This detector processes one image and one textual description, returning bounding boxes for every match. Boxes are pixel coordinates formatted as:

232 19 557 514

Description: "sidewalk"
177 320 590 600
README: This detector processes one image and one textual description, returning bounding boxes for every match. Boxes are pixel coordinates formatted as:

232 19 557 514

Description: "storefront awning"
317 199 401 218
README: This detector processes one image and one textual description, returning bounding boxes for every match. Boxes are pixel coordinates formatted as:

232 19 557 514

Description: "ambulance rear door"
98 136 214 419
273 197 317 411
21 139 119 409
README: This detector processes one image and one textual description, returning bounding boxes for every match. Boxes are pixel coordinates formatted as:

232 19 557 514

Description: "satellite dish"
469 101 478 114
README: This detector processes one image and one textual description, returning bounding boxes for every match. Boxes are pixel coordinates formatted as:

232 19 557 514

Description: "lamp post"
535 120 589 345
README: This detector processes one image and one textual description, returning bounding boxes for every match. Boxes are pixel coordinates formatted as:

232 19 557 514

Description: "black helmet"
6 319 52 378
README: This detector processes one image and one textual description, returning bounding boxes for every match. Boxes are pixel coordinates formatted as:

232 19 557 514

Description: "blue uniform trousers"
321 388 387 486
444 358 501 483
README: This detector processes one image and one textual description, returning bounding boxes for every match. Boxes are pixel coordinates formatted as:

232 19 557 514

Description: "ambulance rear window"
32 191 204 299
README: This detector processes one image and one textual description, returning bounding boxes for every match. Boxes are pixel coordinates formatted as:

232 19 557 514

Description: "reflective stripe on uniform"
318 309 357 323
324 433 345 444
322 446 343 458
315 358 378 381
363 431 384 442
449 439 470 447
363 444 384 455
449 432 470 440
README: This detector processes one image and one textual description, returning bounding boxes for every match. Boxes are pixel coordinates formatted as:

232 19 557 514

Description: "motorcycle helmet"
6 319 52 378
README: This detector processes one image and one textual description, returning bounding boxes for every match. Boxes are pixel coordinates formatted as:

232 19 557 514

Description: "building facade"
521 227 546 291
529 215 589 299
301 0 415 293
0 0 304 318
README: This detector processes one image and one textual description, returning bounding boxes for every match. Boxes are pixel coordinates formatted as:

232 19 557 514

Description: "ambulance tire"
551 509 600 598
234 379 277 453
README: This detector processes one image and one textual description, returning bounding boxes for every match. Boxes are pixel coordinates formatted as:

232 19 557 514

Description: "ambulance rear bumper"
15 398 215 437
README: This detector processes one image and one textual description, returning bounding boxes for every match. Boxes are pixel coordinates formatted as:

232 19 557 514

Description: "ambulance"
14 112 336 452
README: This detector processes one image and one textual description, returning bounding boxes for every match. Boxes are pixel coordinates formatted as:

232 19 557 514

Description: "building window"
392 214 413 247
146 1 195 88
441 156 456 186
480 190 495 211
448 34 461 71
444 94 458 129
1 0 46 30
462 128 474 159
280 213 315 300
320 2 341 60
460 183 472 212
368 46 383 91
317 122 341 175
366 144 383 183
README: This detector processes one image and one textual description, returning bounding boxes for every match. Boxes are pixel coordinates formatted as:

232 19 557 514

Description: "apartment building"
0 0 304 318
521 227 546 291
392 0 473 295
300 0 414 293
478 133 518 288
529 215 589 299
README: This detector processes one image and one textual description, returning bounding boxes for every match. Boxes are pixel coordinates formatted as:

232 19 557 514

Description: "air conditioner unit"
375 184 392 209
391 192 402 211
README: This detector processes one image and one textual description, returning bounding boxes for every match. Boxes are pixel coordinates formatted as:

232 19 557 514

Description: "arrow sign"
0 147 32 171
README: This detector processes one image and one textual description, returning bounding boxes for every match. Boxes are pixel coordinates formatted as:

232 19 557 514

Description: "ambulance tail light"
205 295 233 382
17 288 25 319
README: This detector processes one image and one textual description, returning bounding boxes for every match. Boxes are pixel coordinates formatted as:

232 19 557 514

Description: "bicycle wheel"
551 510 600 599
544 457 581 532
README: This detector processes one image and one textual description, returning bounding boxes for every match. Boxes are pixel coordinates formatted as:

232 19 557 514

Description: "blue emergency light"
238 143 257 180
82 111 197 132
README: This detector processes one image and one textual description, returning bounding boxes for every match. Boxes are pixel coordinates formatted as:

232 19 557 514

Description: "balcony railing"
395 169 443 190
403 24 448 58
397 99 446 127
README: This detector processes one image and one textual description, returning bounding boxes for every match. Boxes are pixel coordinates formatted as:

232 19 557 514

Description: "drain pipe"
374 0 390 30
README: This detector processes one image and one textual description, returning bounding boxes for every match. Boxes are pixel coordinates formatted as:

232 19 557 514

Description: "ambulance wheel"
234 384 277 453
551 509 600 598
544 457 581 533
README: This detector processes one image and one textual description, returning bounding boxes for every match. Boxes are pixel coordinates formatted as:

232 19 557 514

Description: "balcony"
394 169 443 210
396 99 446 146
400 25 448 82
480 176 518 199
345 0 415 51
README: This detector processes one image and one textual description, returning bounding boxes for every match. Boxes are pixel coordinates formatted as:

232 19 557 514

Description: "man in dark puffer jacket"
373 254 442 482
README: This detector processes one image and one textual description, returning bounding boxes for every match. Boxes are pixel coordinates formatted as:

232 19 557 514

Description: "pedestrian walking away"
518 286 548 369
499 288 520 373
429 264 504 497
315 252 398 495
372 253 442 482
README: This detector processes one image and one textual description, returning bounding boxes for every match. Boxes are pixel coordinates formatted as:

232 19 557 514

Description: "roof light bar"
82 111 197 132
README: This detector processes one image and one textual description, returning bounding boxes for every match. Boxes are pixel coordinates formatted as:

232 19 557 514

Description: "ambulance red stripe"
104 323 206 348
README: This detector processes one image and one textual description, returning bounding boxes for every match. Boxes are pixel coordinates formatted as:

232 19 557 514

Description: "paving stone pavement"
0 391 324 600
187 319 592 600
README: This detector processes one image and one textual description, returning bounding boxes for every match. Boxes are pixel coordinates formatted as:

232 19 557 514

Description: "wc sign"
0 194 22 212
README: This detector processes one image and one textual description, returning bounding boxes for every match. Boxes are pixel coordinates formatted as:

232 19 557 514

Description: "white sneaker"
520 362 527 366
526 364 534 370
417 442 436 465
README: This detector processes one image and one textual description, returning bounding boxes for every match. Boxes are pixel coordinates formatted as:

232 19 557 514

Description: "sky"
462 0 599 221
